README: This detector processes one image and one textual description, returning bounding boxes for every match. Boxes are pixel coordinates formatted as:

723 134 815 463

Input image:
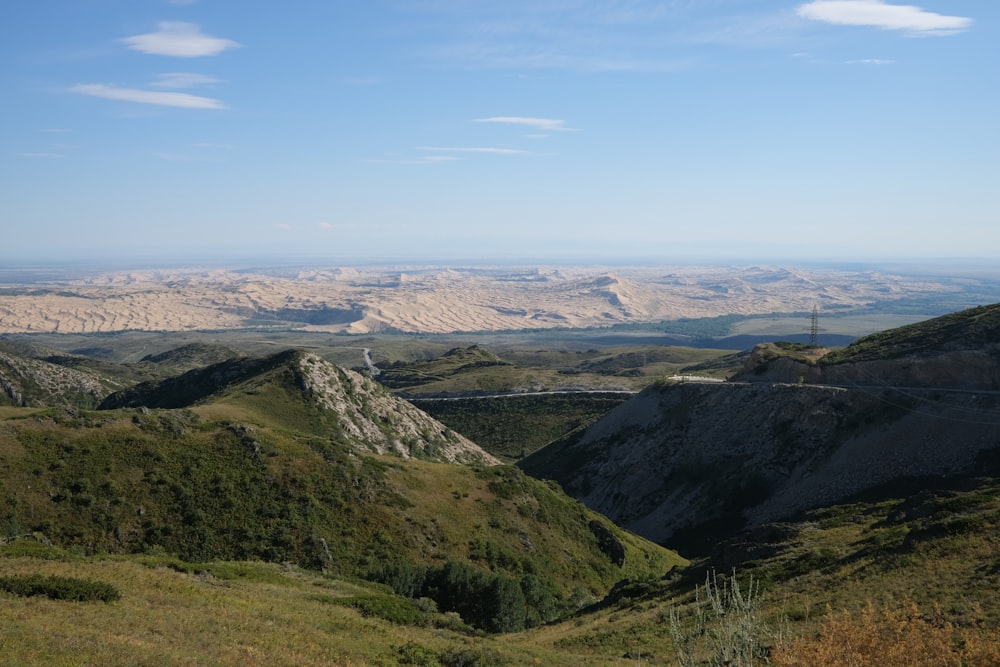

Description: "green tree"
485 575 526 633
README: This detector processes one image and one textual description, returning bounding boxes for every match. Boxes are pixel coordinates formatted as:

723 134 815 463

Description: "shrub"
396 642 441 666
771 599 1000 667
668 569 771 667
0 574 121 602
330 594 426 626
438 646 509 667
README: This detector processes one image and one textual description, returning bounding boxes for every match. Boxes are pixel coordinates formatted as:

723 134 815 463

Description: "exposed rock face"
522 380 1000 545
0 352 114 407
290 352 500 465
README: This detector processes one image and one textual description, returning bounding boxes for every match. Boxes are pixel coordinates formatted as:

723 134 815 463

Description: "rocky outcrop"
100 349 499 467
0 352 114 408
290 352 500 465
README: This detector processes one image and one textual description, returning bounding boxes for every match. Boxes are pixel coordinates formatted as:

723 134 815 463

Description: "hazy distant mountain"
3 264 993 335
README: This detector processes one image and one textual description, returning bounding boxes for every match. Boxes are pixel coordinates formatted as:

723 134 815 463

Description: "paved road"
406 389 639 402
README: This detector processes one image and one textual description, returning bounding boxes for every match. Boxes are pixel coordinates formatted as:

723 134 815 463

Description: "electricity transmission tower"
809 304 820 346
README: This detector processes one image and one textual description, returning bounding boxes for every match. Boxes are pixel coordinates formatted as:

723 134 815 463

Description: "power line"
809 304 820 346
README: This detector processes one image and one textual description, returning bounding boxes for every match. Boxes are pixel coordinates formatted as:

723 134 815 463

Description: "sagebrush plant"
668 569 773 667
770 599 1000 667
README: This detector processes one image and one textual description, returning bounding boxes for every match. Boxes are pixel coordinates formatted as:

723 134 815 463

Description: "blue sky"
2 1 997 264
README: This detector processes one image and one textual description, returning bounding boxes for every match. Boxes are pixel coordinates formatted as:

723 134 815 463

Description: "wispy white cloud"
151 72 222 88
796 1 973 36
473 116 577 132
363 156 463 165
415 146 528 155
121 22 240 57
72 83 224 109
847 58 895 64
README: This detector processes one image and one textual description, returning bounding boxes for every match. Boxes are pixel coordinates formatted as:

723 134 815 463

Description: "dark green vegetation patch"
413 393 628 462
0 573 120 602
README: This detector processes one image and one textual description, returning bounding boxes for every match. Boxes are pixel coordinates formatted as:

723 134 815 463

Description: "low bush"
771 599 1000 667
328 594 427 626
0 574 120 602
438 646 509 667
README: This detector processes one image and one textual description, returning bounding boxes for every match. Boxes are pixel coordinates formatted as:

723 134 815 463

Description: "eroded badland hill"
0 264 984 334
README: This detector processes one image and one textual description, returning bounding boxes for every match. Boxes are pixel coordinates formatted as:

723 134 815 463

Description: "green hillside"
3 459 998 665
0 357 683 632
4 304 1000 664
412 393 629 462
821 302 1000 364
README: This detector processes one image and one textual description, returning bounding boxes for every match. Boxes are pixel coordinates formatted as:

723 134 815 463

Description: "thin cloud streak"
363 156 463 164
151 72 222 88
121 22 240 57
415 146 528 155
796 1 973 36
473 116 577 132
72 84 225 109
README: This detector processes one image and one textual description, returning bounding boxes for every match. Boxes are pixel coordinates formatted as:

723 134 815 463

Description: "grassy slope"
412 393 629 462
378 344 736 463
821 302 1000 365
378 345 738 396
0 400 683 603
0 544 682 666
3 464 996 665
515 464 1000 665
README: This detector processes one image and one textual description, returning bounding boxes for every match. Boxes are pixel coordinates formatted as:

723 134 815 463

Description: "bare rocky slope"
0 350 121 408
100 349 499 465
520 303 1000 547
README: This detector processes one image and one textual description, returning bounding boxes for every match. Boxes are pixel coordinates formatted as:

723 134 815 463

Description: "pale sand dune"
0 265 959 335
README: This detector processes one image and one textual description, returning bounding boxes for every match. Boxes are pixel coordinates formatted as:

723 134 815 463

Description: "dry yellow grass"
0 557 388 665
0 554 637 666
771 600 1000 667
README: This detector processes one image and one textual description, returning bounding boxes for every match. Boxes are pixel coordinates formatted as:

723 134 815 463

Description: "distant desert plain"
1 263 997 336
